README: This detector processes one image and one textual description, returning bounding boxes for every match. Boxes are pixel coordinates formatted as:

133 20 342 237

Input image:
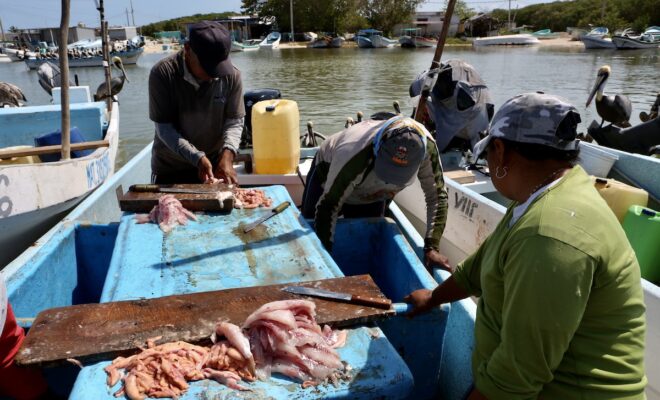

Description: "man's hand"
197 156 214 183
424 249 452 273
214 149 238 185
403 289 434 317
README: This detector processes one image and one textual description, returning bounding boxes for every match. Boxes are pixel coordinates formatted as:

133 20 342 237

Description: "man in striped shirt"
302 116 450 271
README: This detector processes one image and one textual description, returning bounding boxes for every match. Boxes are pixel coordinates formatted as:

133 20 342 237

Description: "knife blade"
129 184 218 194
243 201 291 233
281 285 393 310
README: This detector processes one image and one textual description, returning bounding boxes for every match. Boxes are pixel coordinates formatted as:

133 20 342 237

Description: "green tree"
447 0 477 20
357 0 424 35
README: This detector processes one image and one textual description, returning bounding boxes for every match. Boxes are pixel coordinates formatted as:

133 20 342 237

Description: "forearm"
222 117 243 154
155 122 204 167
430 275 470 307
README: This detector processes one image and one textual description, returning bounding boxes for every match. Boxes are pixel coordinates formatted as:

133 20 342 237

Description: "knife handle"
130 184 160 193
272 201 291 214
350 295 393 310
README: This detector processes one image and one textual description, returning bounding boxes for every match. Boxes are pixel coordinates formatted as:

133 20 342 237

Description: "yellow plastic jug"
251 100 300 175
592 177 648 223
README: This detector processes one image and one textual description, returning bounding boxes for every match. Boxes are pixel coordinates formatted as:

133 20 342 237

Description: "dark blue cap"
188 21 233 78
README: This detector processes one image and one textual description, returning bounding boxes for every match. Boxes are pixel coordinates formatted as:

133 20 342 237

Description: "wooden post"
59 0 71 161
97 0 113 111
413 0 458 123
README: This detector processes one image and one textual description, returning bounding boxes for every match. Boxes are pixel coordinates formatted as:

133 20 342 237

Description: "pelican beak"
586 73 606 107
120 64 129 83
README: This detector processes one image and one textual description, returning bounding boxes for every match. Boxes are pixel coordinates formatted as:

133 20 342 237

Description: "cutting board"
116 184 234 213
16 275 393 367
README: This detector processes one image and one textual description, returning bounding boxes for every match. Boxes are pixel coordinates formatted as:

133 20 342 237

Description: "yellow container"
592 177 648 223
0 146 39 165
251 99 300 174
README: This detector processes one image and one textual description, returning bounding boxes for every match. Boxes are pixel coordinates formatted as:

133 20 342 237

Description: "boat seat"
0 145 39 165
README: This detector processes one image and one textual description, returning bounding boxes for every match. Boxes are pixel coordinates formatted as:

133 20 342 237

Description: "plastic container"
251 99 300 174
578 143 619 177
0 146 39 165
623 205 660 283
34 126 92 162
592 177 649 223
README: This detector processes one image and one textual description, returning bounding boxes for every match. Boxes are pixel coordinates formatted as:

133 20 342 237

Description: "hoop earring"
495 166 508 179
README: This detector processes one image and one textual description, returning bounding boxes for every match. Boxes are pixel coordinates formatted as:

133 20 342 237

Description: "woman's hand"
403 289 435 317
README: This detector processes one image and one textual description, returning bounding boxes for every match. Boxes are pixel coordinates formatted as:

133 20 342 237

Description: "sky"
0 0 551 30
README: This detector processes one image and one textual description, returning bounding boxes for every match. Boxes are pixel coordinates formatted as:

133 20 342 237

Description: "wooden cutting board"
16 275 393 367
116 184 234 213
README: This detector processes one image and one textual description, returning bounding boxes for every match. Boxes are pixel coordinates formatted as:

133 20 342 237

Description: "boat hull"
24 48 143 70
414 37 437 48
399 36 415 48
612 35 660 49
371 35 397 48
356 36 373 48
582 35 616 49
330 37 345 48
473 34 540 46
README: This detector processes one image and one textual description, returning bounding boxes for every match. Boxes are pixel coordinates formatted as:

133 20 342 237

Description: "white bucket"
578 142 619 177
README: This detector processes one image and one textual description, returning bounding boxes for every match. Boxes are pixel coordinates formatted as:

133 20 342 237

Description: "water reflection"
0 46 657 167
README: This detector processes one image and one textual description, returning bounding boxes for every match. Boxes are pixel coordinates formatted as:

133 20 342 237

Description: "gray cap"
374 118 428 186
473 92 581 158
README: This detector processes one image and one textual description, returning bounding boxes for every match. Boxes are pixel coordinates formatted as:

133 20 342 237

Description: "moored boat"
259 32 281 49
0 96 119 268
24 47 143 70
231 40 260 52
582 35 616 49
472 34 540 46
612 28 660 49
371 34 398 48
532 29 559 39
355 29 383 49
3 142 475 400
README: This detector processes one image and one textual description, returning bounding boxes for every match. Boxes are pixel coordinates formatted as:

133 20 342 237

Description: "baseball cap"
373 117 428 186
188 21 233 78
472 92 581 158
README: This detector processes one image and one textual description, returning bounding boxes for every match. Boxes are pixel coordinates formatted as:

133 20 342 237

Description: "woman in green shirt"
405 92 647 400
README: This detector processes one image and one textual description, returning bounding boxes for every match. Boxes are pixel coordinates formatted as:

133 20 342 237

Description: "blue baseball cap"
188 21 233 78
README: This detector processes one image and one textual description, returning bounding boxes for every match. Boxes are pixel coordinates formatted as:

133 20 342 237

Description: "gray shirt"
149 50 245 174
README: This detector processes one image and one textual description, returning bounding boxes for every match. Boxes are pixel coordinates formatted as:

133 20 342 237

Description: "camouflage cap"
473 92 581 158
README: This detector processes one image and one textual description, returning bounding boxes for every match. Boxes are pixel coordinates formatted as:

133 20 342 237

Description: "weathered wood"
16 275 393 367
0 140 109 159
117 183 235 212
445 169 476 184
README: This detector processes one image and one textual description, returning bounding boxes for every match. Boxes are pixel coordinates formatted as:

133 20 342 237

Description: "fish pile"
233 188 273 209
244 300 348 387
135 195 196 233
106 300 348 398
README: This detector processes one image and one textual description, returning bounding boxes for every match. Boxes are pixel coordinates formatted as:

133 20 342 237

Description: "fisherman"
301 116 450 271
410 59 494 153
404 92 647 399
149 21 244 184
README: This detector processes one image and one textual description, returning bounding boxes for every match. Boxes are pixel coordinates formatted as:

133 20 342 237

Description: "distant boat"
371 34 398 48
612 27 660 49
532 29 559 39
399 28 437 48
582 35 616 49
330 36 345 48
24 47 143 70
259 32 281 49
472 34 540 46
231 41 260 52
355 29 382 48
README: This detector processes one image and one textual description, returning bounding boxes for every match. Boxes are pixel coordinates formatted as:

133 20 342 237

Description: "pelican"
94 56 129 102
37 61 73 96
0 82 27 107
586 65 632 128
300 121 326 147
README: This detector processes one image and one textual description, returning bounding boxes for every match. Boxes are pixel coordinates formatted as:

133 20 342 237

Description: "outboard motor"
587 118 660 156
241 88 282 148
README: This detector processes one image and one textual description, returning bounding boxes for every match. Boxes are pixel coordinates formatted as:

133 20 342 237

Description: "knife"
129 184 218 194
281 285 399 310
243 201 291 233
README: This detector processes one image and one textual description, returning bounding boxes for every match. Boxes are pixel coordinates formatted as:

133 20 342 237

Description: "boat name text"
454 192 478 219
86 152 111 189
0 174 12 218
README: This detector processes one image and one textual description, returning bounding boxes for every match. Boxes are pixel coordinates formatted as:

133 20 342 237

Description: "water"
1 46 658 168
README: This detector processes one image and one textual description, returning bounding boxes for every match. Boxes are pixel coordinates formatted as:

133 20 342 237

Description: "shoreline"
142 33 583 54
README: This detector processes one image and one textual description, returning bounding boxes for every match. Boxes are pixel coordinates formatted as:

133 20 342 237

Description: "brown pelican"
0 82 27 107
93 56 129 101
586 65 632 128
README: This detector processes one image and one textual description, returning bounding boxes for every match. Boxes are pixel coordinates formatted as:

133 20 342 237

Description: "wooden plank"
0 140 109 159
17 275 392 367
117 183 235 213
445 169 476 184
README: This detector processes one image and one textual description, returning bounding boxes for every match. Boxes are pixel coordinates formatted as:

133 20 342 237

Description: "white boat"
472 34 540 46
612 28 660 49
371 34 398 48
231 41 260 52
24 47 143 70
356 29 383 49
0 95 119 267
582 35 616 49
399 28 437 48
259 32 281 49
394 143 660 399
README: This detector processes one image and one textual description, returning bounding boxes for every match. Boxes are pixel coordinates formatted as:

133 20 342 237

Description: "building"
410 11 460 37
109 26 138 41
464 13 501 37
13 26 96 47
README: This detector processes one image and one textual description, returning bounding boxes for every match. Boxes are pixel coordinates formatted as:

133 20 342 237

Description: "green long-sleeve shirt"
453 166 646 400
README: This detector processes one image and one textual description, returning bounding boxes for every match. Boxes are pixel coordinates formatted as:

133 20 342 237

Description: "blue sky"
0 0 550 29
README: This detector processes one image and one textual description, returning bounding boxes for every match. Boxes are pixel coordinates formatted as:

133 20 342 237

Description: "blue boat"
4 144 477 399
355 29 383 48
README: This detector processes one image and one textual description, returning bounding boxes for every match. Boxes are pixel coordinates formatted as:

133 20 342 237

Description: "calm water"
1 46 658 167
